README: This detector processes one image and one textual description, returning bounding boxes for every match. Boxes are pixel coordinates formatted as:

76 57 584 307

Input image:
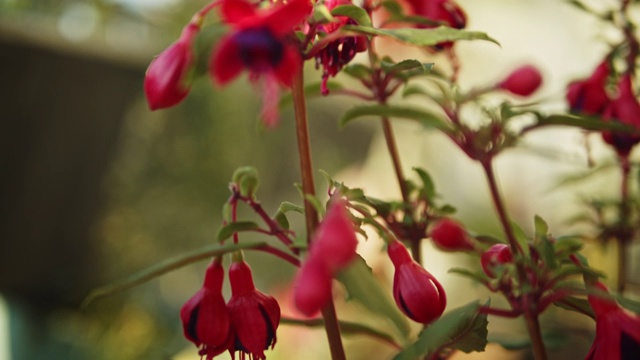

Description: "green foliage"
331 4 372 27
216 221 261 242
232 166 260 198
339 104 451 132
394 301 489 360
343 25 500 47
336 256 411 340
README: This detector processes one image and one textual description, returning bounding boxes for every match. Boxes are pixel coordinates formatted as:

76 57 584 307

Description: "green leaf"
342 25 500 47
232 166 260 197
532 114 640 133
331 4 372 27
278 201 304 214
449 267 490 284
553 296 595 319
274 211 290 230
336 256 411 340
82 241 267 307
217 221 261 241
340 104 451 132
617 294 640 314
413 167 436 200
312 4 334 23
281 317 399 348
394 301 489 360
381 59 434 78
510 221 530 256
533 215 549 239
402 84 431 98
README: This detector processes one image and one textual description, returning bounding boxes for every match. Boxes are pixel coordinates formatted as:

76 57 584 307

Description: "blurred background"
0 0 638 359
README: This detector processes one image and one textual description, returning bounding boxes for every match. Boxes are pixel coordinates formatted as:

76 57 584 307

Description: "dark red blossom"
210 0 311 87
481 244 513 277
498 65 543 97
227 259 281 360
601 74 640 157
585 282 640 360
314 0 367 95
567 60 611 115
387 240 446 324
180 258 233 359
430 218 473 252
144 23 200 110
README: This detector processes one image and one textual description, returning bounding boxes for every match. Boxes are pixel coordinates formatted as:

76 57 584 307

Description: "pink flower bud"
430 218 474 252
292 255 333 317
387 240 446 324
310 199 358 272
498 65 543 97
481 244 513 277
566 60 610 115
144 23 199 110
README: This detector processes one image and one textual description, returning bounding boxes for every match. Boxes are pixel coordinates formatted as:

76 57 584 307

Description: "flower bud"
566 60 610 115
430 218 474 251
387 240 446 324
144 23 199 110
311 199 358 272
498 65 543 97
292 255 333 317
481 244 513 277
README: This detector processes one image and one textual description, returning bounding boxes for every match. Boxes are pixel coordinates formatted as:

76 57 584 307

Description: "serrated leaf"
336 256 411 339
217 221 261 241
331 4 372 27
343 25 500 47
340 104 451 132
82 241 267 307
394 301 489 360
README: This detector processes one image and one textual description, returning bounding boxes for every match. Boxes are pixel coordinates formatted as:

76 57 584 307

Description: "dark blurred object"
0 20 145 310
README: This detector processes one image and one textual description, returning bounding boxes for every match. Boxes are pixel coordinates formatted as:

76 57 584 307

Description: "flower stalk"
291 66 346 360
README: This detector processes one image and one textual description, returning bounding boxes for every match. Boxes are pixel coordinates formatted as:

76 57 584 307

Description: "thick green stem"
291 67 346 360
480 159 548 360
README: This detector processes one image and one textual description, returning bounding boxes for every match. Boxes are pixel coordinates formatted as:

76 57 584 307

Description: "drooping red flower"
566 60 611 115
310 198 359 272
480 244 513 277
292 255 334 317
404 0 466 50
601 74 640 157
292 198 358 316
210 0 311 87
227 259 281 360
387 240 446 324
498 65 543 97
180 258 233 360
314 0 367 95
144 22 200 110
430 218 474 252
584 282 640 360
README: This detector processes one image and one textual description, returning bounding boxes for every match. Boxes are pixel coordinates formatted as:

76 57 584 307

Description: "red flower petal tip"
499 65 543 97
430 218 474 252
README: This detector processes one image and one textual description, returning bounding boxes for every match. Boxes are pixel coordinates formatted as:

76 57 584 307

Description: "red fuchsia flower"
566 60 611 115
292 198 358 316
144 22 200 110
180 258 233 359
480 244 513 277
227 258 281 360
387 240 446 324
314 0 367 95
584 282 640 360
498 65 543 97
404 0 466 50
209 0 312 127
430 218 474 252
601 74 640 157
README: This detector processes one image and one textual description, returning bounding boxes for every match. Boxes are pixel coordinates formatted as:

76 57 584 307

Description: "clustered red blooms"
181 256 280 360
566 60 640 157
430 218 474 252
584 282 640 360
293 198 358 316
387 240 447 324
314 0 367 95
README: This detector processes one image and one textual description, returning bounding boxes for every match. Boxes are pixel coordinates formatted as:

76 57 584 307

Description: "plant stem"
291 67 346 360
480 159 548 360
381 117 409 202
618 154 631 293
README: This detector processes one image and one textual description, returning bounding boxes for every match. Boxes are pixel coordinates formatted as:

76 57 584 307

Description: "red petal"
262 0 312 36
228 295 269 358
210 35 245 85
229 261 257 296
271 45 301 87
180 289 205 345
310 198 358 272
220 0 257 25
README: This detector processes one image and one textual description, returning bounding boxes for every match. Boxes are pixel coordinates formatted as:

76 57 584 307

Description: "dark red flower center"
234 27 284 71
